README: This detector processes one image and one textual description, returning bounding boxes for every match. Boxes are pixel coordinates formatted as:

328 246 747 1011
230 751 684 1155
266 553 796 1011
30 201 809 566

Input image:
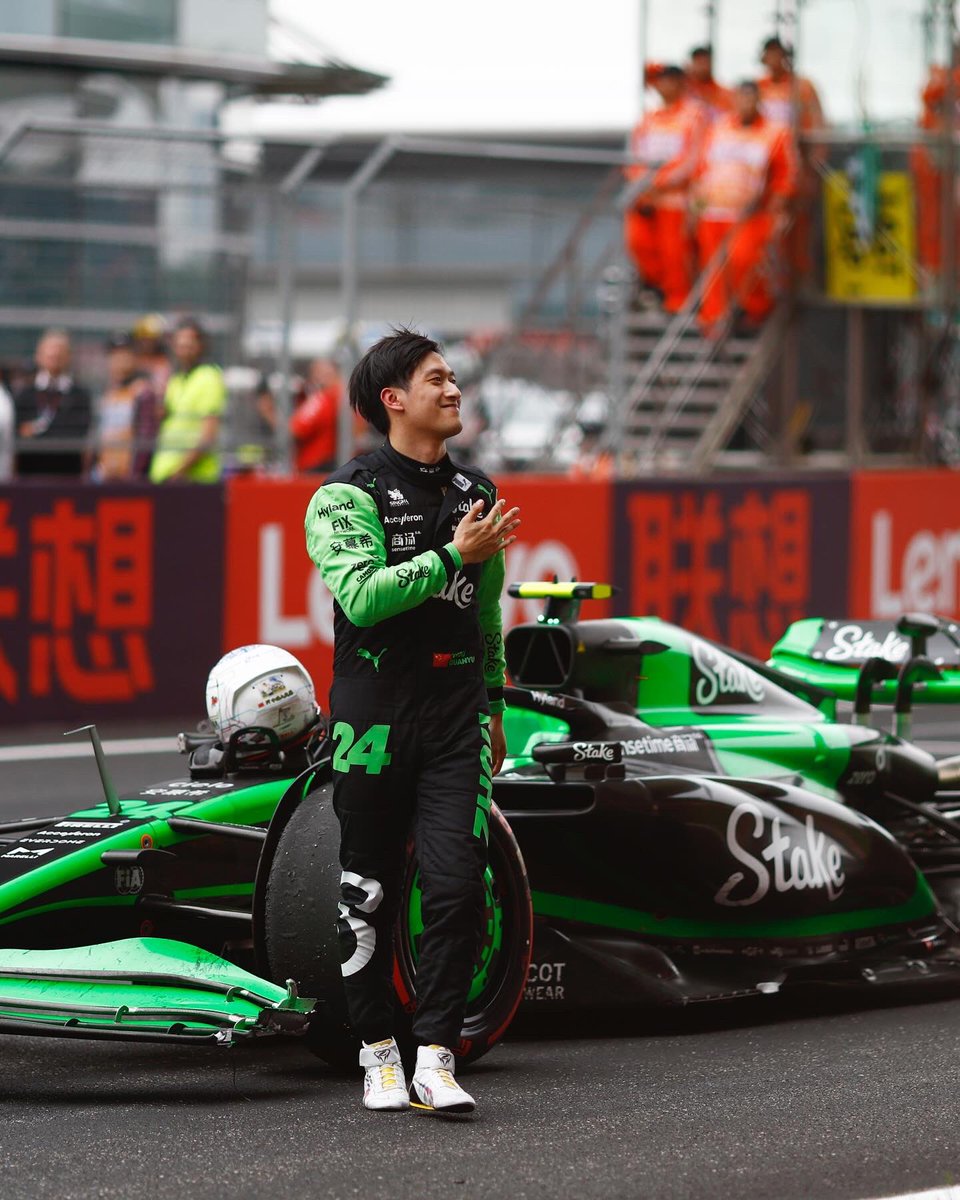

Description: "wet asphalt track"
1 713 960 1199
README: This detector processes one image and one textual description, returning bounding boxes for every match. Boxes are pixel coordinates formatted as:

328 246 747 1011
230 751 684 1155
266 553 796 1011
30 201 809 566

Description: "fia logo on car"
114 866 145 895
714 800 846 907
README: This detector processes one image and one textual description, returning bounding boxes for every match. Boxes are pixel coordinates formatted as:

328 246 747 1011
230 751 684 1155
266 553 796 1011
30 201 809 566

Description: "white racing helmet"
206 644 318 746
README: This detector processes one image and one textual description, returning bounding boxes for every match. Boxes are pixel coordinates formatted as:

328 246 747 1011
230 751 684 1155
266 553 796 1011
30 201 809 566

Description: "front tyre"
259 780 358 1067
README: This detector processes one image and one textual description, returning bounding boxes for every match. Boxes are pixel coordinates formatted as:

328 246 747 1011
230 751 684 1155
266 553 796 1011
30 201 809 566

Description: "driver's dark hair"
348 327 441 434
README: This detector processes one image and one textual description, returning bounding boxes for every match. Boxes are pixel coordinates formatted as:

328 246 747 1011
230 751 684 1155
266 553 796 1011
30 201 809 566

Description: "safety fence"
0 468 955 726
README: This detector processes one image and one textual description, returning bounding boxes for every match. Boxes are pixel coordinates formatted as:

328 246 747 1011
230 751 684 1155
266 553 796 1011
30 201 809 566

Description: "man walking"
305 328 519 1113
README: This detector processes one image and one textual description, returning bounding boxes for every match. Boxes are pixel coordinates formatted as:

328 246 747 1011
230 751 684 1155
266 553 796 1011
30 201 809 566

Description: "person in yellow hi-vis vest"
149 317 226 483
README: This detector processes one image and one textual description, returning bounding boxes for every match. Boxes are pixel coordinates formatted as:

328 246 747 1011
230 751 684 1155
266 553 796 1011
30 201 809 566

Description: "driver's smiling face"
391 351 462 439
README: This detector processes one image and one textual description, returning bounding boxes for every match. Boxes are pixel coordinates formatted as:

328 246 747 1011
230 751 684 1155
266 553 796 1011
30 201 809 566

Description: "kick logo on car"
714 801 846 907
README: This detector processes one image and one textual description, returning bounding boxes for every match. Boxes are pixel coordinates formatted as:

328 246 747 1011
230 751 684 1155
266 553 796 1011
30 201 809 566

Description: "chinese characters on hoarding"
0 486 223 723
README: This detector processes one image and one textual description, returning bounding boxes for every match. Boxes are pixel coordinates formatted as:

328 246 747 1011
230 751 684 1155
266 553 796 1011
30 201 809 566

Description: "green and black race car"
2 585 960 1063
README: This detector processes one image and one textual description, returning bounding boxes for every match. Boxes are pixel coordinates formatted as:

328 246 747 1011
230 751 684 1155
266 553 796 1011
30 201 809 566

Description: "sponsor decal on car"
618 728 719 772
572 742 616 761
138 781 235 798
714 801 846 907
811 619 960 667
114 866 145 895
689 640 766 708
525 961 566 1002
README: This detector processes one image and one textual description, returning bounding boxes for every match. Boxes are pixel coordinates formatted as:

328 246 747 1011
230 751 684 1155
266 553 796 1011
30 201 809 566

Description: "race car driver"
305 328 520 1114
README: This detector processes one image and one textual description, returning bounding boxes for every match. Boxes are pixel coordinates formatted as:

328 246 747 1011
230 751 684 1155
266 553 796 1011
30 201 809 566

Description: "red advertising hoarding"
850 470 960 618
223 475 612 706
612 477 851 657
0 484 224 724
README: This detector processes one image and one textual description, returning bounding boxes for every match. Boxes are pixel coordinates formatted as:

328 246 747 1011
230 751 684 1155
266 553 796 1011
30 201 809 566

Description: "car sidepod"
499 770 956 1012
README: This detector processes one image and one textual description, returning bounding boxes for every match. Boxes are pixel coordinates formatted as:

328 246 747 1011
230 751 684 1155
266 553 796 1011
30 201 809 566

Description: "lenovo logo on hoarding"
870 510 960 617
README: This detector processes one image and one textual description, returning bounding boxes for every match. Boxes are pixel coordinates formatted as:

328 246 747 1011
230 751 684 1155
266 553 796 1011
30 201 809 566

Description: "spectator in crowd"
89 331 159 482
231 371 278 472
0 363 15 483
132 313 171 396
14 329 91 477
758 36 826 277
686 46 733 121
149 317 226 483
624 64 710 313
692 81 798 336
289 356 343 473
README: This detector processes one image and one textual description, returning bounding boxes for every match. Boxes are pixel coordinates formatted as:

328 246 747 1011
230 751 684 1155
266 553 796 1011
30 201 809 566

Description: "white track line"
0 737 175 764
868 1187 960 1199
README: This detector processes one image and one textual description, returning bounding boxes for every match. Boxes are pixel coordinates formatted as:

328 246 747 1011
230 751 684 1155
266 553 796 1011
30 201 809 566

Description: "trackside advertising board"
223 475 612 706
6 470 958 727
850 470 960 619
0 484 224 724
612 478 851 657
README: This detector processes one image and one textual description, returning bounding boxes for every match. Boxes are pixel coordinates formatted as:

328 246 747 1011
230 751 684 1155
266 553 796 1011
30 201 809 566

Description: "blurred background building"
0 0 384 372
2 0 960 473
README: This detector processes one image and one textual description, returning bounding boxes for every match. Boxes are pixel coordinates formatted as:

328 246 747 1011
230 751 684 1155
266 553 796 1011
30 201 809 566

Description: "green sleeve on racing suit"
477 547 507 716
306 481 462 628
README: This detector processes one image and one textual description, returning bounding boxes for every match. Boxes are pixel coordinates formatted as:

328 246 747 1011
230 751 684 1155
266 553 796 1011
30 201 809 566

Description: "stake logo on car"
714 801 846 907
690 641 766 708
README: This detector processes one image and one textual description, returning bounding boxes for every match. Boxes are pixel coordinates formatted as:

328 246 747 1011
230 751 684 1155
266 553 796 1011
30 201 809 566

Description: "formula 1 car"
5 583 960 1060
498 585 960 1012
0 724 533 1063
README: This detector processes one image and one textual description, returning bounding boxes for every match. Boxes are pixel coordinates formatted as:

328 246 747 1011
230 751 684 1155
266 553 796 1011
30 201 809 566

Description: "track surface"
0 712 959 1200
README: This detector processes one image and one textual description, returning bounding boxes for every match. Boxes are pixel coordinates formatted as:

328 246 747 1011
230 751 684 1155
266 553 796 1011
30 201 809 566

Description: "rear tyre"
261 786 532 1067
393 803 533 1063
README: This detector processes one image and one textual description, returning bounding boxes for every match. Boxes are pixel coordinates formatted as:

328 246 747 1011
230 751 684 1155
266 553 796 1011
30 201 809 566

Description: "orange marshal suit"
693 113 798 329
624 96 709 312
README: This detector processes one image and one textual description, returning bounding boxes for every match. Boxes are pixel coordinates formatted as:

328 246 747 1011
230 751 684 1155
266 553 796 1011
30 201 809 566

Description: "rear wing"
769 613 960 737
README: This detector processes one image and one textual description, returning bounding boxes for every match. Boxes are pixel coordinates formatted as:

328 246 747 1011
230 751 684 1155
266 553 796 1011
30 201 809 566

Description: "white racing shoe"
360 1038 409 1111
410 1045 476 1114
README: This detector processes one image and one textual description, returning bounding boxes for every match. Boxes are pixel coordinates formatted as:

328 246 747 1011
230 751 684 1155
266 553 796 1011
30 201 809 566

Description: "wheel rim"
403 862 505 1005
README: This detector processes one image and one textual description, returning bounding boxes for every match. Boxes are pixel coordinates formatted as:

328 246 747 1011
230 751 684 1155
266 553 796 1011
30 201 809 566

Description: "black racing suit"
305 441 505 1049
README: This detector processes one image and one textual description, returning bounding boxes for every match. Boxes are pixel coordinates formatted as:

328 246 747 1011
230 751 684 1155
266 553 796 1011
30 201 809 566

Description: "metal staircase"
610 301 789 471
474 173 791 475
604 230 791 473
